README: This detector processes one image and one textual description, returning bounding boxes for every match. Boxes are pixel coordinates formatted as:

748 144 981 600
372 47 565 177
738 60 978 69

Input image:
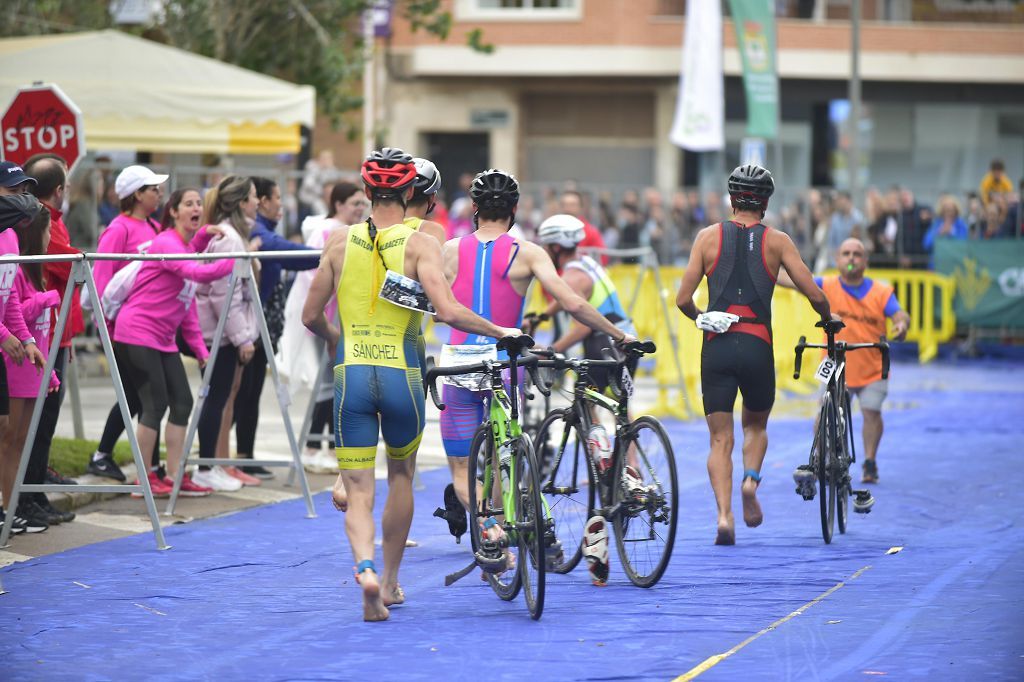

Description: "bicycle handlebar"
423 334 538 411
794 334 891 381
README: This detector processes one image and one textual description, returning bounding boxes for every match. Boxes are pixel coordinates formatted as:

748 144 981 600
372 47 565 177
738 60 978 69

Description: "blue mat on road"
2 361 1023 681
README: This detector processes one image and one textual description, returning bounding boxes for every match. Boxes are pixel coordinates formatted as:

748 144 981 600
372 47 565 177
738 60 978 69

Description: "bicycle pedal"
852 489 875 514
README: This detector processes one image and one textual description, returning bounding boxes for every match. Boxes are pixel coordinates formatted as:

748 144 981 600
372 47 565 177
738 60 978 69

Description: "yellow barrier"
509 264 956 420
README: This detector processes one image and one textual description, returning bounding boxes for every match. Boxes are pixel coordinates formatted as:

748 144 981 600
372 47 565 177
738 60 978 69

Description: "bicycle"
532 341 678 588
793 319 890 544
519 312 553 438
425 334 552 620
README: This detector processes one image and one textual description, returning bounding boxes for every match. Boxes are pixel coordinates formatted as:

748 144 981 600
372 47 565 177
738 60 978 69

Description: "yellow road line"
673 564 873 681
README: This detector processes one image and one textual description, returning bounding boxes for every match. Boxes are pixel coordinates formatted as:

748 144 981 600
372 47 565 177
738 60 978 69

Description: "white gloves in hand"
695 311 740 334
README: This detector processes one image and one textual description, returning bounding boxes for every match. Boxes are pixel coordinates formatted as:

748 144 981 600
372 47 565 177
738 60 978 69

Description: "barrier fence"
0 251 325 592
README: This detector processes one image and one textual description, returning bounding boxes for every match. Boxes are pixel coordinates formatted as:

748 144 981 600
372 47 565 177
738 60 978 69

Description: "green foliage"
4 0 489 126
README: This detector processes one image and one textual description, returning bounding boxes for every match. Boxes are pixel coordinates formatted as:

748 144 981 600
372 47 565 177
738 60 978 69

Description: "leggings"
197 344 239 462
99 348 161 468
307 399 333 449
114 342 193 431
233 342 267 457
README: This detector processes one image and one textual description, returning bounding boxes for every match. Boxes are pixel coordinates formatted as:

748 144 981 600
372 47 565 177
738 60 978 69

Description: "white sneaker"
301 450 322 473
314 450 339 473
192 466 243 492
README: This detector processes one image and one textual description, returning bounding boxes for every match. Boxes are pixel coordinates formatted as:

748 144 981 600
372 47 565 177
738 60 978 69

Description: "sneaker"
14 501 50 533
87 453 127 482
46 467 78 486
223 466 261 487
0 508 27 535
301 450 325 474
191 466 243 492
862 459 879 484
793 464 816 500
314 450 339 473
37 497 75 524
131 470 173 498
176 474 214 497
582 515 610 586
239 464 275 480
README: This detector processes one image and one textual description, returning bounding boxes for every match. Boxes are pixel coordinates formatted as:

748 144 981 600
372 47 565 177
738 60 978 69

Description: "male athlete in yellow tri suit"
303 148 520 622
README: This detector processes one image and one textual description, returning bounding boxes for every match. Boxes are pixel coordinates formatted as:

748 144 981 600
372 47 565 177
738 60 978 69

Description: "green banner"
935 240 1024 329
727 0 779 139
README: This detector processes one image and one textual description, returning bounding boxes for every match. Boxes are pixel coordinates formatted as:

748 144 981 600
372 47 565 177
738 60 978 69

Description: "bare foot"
382 583 405 607
741 478 763 528
715 513 735 545
359 569 389 622
332 474 347 512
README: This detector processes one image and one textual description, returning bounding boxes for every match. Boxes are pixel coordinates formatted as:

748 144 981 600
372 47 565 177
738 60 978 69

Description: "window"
458 0 582 21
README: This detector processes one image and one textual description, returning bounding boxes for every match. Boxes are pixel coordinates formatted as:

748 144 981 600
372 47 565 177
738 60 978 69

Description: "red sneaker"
131 470 172 498
177 474 213 497
223 465 261 487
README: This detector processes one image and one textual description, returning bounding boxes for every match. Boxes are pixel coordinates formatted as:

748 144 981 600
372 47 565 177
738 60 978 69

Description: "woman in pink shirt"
88 165 167 483
112 188 235 497
0 200 56 521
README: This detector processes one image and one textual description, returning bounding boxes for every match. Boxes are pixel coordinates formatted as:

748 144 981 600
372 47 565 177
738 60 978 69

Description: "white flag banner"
669 0 724 151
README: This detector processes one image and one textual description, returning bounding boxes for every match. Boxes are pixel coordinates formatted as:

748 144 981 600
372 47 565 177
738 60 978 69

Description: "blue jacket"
251 213 320 303
922 217 968 252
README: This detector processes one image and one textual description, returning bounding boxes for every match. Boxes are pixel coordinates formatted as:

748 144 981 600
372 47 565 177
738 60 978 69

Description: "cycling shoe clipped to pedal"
582 515 610 586
432 483 468 543
852 489 875 514
544 522 564 570
475 538 509 574
793 464 816 500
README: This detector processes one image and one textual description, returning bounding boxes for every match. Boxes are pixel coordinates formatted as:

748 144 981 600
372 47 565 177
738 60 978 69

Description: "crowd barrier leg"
166 260 315 518
287 344 330 488
1 260 169 559
65 351 85 439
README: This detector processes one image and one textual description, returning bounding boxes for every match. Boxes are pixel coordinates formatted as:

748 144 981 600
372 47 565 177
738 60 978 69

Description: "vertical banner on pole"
728 0 779 140
669 0 724 152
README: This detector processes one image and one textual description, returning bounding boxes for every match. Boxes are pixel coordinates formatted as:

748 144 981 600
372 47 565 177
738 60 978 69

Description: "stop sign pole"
1 82 85 172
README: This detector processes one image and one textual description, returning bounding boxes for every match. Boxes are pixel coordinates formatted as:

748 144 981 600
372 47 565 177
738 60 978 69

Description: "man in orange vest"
786 238 909 484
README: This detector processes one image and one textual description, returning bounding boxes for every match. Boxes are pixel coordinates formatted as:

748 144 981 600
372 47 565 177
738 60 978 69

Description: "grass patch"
48 438 146 477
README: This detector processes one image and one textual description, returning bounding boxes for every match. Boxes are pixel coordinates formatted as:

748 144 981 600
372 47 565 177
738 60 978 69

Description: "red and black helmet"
360 147 417 195
727 164 775 211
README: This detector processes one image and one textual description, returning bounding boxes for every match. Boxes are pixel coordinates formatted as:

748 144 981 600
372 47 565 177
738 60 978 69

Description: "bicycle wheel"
535 408 595 574
515 436 546 620
818 395 837 544
468 426 522 602
612 415 678 588
836 392 853 535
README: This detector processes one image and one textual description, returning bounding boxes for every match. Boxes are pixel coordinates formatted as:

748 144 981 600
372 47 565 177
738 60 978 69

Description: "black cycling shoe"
475 538 509 574
853 489 875 513
87 454 127 482
432 483 468 543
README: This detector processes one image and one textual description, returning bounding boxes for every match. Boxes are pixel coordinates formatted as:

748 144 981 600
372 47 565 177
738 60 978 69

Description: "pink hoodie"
5 270 60 398
0 228 33 345
94 214 158 299
113 229 234 360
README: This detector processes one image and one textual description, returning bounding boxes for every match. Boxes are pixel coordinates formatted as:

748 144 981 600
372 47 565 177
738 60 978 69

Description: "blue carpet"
2 361 1023 681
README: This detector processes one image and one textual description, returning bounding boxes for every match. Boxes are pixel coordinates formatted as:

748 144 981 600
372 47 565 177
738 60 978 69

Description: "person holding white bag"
86 165 167 483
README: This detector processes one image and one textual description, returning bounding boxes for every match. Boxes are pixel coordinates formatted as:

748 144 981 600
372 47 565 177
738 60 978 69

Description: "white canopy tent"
0 30 316 154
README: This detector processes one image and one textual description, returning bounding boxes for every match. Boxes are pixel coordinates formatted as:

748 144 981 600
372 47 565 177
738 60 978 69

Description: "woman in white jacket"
193 176 261 491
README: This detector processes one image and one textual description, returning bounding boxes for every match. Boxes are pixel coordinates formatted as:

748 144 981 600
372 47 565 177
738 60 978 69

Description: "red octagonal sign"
1 84 85 170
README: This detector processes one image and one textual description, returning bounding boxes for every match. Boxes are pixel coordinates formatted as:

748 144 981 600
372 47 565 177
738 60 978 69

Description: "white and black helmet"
412 157 441 198
537 214 586 248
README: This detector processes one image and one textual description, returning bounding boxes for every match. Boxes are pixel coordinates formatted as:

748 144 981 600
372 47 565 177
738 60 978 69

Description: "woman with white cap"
86 165 168 484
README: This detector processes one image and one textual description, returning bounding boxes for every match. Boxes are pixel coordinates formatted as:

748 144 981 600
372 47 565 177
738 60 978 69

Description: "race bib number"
619 366 635 400
815 357 838 384
379 270 436 315
439 344 497 391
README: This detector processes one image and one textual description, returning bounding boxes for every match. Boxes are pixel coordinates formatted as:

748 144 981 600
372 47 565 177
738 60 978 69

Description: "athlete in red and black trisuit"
676 164 832 545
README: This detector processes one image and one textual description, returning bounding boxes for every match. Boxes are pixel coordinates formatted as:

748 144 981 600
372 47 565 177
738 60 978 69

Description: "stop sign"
1 84 85 170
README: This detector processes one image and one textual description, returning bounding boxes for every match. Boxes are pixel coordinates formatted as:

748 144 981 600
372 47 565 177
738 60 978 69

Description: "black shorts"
701 332 775 415
583 331 618 392
0 356 7 416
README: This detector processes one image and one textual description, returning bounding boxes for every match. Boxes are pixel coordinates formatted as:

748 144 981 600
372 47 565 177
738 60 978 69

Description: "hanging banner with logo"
934 240 1024 329
669 0 724 151
727 0 779 140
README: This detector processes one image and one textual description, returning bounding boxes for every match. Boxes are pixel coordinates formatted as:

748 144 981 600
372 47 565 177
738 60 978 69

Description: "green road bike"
425 335 553 620
794 319 890 544
532 342 679 587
